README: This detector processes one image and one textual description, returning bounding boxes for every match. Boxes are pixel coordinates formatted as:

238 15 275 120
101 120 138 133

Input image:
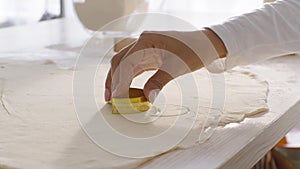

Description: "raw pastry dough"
0 60 268 169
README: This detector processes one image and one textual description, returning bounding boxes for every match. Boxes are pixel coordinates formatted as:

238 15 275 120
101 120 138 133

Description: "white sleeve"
209 0 300 70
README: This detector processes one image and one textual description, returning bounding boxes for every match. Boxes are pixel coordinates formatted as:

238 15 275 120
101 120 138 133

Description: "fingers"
104 69 112 101
111 43 146 98
110 35 156 98
110 42 136 76
105 42 136 101
143 70 174 103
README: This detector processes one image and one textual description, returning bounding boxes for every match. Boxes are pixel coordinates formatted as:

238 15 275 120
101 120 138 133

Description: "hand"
105 29 227 103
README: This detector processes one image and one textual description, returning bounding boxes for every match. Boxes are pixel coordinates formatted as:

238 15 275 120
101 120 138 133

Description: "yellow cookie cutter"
108 88 150 114
112 101 150 114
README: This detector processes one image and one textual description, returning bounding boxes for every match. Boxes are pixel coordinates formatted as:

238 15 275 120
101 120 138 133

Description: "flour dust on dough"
0 60 268 169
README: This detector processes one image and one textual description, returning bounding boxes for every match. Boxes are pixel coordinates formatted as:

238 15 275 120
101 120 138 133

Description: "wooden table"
0 19 299 169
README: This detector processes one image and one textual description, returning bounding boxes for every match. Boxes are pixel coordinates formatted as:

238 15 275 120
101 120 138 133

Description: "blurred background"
0 0 62 28
0 0 264 29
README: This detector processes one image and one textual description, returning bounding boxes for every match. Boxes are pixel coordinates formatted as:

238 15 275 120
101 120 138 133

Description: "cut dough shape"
149 104 190 117
0 60 268 169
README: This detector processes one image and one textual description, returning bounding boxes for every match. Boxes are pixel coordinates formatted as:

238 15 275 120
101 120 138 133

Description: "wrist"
202 28 227 58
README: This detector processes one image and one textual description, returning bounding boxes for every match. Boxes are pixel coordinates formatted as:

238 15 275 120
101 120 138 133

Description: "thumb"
144 70 173 103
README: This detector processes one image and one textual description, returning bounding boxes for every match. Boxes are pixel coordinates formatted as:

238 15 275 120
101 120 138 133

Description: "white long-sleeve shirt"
209 0 300 70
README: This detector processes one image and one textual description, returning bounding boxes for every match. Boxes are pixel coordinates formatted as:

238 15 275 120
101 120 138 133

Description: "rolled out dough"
0 60 268 169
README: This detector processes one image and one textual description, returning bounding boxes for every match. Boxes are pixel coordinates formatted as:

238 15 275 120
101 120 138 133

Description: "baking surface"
0 49 269 169
139 57 300 169
0 19 300 169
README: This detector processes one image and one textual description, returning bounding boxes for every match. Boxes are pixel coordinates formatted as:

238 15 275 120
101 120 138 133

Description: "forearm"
209 0 300 69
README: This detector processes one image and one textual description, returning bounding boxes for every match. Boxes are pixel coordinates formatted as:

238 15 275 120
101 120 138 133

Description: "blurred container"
74 0 147 31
